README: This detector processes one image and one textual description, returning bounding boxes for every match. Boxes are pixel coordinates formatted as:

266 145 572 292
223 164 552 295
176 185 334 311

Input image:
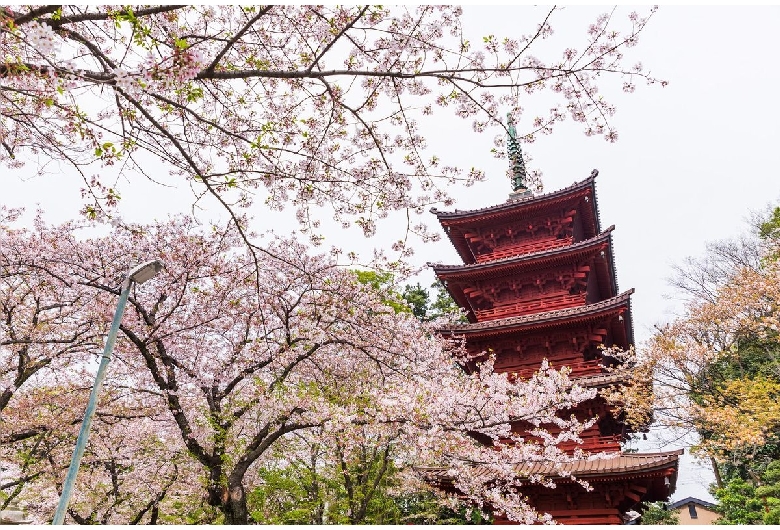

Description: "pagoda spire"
506 112 528 193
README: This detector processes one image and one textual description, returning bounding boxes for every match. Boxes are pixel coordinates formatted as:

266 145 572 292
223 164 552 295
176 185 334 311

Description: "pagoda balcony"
473 235 574 263
495 357 605 379
496 433 625 455
474 292 587 321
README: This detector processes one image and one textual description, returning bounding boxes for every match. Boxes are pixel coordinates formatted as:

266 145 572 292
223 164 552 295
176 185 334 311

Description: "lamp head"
128 259 164 285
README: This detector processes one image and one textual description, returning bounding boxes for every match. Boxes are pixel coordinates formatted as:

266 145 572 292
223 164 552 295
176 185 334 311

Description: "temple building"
427 117 681 524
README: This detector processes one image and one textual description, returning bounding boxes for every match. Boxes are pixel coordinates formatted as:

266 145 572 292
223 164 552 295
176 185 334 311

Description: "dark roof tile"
438 290 634 334
431 174 596 221
430 227 614 275
419 450 683 484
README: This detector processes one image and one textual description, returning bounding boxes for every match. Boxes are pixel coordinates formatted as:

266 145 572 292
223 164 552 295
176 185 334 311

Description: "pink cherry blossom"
2 213 597 523
0 6 663 248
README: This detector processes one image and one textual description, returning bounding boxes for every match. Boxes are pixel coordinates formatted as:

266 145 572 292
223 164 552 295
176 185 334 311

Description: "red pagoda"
427 118 680 524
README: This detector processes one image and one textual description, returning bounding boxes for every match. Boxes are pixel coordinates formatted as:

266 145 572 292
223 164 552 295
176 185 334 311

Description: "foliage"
249 461 332 524
715 461 780 525
249 434 404 525
354 270 464 322
639 501 679 525
759 206 780 240
641 205 780 522
0 5 662 257
402 283 431 320
644 206 780 463
714 478 766 525
402 281 465 322
394 491 491 525
248 433 489 525
1 213 598 524
353 270 412 315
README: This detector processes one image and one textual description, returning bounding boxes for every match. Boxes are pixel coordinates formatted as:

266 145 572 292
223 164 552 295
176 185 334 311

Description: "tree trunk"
222 481 249 524
711 457 723 489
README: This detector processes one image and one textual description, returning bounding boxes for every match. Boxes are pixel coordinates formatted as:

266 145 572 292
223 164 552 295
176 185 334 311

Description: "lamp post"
52 260 163 525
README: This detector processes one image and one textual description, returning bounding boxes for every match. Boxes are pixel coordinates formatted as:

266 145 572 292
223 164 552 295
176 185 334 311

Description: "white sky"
5 5 779 506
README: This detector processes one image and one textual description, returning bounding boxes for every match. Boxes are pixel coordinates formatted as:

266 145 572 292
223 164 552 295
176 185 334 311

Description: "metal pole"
52 279 132 525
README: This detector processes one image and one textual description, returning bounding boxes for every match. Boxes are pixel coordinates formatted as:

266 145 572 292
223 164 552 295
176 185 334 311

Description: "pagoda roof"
419 449 682 484
438 290 634 344
431 226 615 280
431 173 600 230
432 173 602 265
572 371 629 389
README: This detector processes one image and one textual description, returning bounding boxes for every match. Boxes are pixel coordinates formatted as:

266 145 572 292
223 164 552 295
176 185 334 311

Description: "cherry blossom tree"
0 210 203 523
639 214 780 477
2 386 202 524
2 213 597 524
0 208 101 452
0 5 661 249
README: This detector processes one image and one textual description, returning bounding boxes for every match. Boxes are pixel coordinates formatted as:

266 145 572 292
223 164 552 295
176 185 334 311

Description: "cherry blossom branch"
202 6 273 75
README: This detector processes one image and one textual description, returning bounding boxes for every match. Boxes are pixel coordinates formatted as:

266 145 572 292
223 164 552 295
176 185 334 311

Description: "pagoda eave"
432 174 598 225
432 227 615 281
438 290 634 342
419 449 682 486
433 175 602 265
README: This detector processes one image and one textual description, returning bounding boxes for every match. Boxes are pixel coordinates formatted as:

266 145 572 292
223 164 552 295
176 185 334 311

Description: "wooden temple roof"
431 174 599 225
431 174 601 265
419 449 683 484
431 226 616 286
438 290 635 345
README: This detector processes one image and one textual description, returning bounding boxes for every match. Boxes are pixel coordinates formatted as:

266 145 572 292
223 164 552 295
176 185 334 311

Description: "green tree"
247 433 485 525
353 270 412 315
354 271 463 322
639 501 679 525
759 206 780 241
402 283 431 320
402 281 464 322
713 460 780 525
427 281 466 321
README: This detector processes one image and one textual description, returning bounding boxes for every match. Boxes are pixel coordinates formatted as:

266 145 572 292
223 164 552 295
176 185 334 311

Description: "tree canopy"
1 213 599 524
646 207 780 463
635 204 780 521
0 5 661 254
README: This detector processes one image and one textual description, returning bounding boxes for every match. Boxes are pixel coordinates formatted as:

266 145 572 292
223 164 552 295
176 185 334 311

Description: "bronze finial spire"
506 112 528 193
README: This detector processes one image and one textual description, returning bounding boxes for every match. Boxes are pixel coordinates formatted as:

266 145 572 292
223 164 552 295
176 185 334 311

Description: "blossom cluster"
0 5 663 254
1 214 598 523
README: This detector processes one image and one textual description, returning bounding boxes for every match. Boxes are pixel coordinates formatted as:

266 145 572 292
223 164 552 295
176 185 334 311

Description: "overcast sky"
5 5 779 505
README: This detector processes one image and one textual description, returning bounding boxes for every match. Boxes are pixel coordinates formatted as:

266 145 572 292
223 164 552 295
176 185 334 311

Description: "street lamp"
52 260 163 525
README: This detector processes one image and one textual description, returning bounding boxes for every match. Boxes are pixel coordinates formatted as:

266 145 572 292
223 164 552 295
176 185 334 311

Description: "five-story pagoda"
427 116 681 525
